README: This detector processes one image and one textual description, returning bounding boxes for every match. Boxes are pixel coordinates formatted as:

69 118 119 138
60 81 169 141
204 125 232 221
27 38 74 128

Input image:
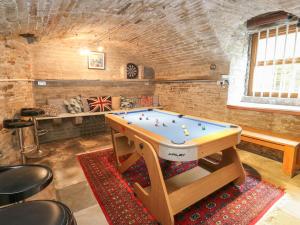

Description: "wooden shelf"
34 79 154 87
33 78 218 87
154 79 217 83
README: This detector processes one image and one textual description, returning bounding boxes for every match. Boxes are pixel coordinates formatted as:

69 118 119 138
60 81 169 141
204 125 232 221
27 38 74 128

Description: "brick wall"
155 81 300 137
0 39 35 164
155 81 300 161
33 80 155 105
32 39 147 80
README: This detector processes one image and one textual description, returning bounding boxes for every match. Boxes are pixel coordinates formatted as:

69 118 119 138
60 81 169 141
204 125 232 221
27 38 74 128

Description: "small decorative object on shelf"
126 63 139 79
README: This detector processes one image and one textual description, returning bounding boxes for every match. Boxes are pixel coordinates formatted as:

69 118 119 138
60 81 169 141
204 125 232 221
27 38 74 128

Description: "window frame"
247 24 300 98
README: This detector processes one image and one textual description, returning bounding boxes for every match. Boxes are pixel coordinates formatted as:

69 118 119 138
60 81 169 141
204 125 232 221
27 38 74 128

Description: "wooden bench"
36 106 163 123
240 126 300 177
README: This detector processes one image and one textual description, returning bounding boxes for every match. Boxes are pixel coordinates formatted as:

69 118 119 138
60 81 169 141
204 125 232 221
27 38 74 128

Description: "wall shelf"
33 78 217 87
33 79 154 87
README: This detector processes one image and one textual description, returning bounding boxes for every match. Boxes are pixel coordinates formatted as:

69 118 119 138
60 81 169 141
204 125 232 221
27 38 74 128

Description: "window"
248 23 300 98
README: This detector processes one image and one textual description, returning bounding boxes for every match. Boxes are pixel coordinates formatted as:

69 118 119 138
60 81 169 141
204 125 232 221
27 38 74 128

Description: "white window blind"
251 23 300 98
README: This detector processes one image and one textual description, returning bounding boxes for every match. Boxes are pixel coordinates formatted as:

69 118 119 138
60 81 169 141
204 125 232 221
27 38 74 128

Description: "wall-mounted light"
217 75 229 88
79 48 91 55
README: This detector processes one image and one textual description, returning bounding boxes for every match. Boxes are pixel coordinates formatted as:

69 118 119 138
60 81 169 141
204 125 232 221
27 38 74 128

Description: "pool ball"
181 125 186 129
139 117 142 120
184 129 189 136
198 123 201 126
163 123 167 127
202 126 206 130
172 120 176 123
146 117 149 120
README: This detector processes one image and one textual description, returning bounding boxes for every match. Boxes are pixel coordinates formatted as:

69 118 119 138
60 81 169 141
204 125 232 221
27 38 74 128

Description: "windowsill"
227 102 300 116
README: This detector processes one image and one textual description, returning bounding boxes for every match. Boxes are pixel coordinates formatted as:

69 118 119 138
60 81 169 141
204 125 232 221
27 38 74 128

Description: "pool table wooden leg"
111 128 121 167
110 128 141 173
133 135 174 225
220 146 246 185
119 152 141 173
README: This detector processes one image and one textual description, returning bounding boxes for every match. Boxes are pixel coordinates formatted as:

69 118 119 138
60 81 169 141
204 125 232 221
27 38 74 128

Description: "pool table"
106 109 245 225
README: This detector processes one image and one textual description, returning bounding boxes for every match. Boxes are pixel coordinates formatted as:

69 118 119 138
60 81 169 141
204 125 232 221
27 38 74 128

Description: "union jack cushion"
140 96 153 107
87 96 112 112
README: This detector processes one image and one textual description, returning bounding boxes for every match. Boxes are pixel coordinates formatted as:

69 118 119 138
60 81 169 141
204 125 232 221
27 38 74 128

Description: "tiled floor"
28 133 300 225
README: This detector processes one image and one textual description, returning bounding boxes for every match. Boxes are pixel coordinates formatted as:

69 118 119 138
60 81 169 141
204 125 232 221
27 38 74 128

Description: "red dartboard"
127 63 139 79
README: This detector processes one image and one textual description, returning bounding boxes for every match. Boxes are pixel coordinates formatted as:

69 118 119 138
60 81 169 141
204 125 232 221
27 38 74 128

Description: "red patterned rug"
77 149 284 225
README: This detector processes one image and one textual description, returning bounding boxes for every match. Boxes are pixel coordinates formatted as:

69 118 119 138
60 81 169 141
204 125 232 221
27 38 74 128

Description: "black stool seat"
0 200 76 225
3 119 33 129
21 108 45 117
0 165 53 206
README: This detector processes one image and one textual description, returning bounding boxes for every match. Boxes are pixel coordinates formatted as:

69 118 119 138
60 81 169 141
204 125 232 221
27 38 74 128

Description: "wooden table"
106 109 245 225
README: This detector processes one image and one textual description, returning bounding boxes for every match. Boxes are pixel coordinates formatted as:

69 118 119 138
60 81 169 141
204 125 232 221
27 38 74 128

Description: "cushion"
140 96 153 107
81 97 91 112
47 98 67 113
87 96 112 112
40 104 61 117
64 96 84 114
112 96 121 110
120 96 139 109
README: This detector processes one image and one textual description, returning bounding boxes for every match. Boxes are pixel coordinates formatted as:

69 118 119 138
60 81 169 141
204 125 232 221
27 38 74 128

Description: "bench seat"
241 126 300 177
36 106 163 121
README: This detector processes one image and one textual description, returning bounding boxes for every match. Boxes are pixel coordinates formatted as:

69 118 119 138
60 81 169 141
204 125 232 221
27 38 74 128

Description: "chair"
3 119 34 163
21 108 49 159
0 164 53 206
0 200 77 225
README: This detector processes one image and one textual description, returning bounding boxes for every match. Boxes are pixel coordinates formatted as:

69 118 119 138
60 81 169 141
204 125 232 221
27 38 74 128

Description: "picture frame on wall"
88 52 105 70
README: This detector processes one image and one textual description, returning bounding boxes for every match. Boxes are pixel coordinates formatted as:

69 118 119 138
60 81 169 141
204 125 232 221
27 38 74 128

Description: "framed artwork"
88 52 105 69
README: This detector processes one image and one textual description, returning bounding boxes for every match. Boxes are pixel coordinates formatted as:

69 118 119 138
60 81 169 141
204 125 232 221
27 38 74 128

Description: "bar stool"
3 119 34 163
0 164 53 206
0 200 77 225
20 108 49 159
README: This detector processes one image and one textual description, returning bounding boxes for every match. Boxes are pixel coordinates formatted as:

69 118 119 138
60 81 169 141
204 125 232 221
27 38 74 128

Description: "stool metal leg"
33 117 40 150
16 128 26 164
25 117 49 159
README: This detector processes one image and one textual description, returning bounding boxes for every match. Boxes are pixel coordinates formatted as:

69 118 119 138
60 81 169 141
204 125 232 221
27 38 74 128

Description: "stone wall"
0 39 35 164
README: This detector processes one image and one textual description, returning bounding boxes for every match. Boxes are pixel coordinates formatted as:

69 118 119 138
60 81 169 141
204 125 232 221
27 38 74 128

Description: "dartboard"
127 63 139 79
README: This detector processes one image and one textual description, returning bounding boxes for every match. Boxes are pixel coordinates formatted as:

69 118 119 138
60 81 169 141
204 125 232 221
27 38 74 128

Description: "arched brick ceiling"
204 0 300 58
0 0 300 78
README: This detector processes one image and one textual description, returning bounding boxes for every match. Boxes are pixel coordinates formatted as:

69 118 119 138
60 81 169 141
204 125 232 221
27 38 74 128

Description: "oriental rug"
77 149 284 225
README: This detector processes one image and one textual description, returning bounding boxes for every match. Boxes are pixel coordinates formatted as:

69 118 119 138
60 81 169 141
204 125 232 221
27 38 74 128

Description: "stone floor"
28 133 300 225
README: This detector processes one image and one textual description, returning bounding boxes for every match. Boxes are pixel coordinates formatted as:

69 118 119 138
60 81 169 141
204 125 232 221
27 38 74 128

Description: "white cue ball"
181 125 186 129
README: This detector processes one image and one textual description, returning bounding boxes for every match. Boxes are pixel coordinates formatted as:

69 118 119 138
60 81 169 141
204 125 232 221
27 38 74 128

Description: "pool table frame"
106 109 245 225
